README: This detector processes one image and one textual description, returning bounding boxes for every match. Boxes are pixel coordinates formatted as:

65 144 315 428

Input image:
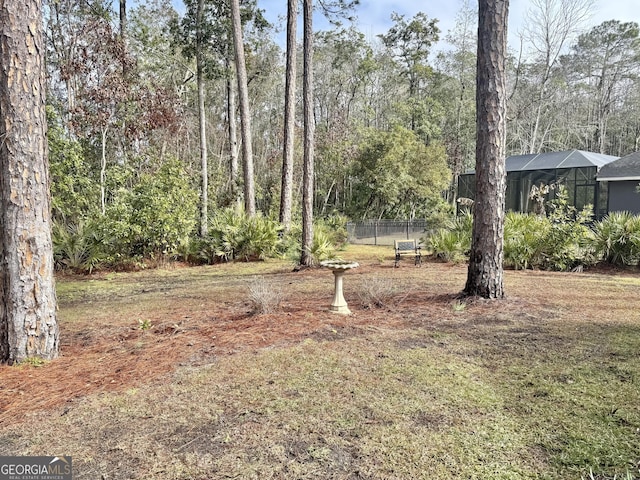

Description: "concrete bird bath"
320 260 359 315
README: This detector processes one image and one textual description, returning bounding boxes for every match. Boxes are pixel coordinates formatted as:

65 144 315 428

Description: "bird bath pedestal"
320 260 359 315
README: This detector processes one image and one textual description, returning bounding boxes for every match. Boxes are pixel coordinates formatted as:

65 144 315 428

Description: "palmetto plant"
239 215 282 260
52 220 103 273
307 227 339 266
207 209 283 262
503 212 549 270
425 211 472 263
590 211 640 266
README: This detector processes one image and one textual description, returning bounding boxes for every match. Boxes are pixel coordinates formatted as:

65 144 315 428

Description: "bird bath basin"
320 260 359 315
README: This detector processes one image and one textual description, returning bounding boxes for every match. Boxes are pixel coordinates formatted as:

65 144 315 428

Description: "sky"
257 0 640 53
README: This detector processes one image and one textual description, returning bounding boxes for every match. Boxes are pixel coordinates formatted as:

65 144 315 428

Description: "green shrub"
238 214 282 260
130 158 198 257
85 158 198 269
205 208 244 262
93 189 141 261
307 226 339 265
279 219 346 264
278 223 304 259
52 220 104 273
425 187 597 271
424 211 472 263
423 199 455 237
48 106 99 222
194 211 347 266
503 188 595 271
316 213 349 247
538 186 595 271
504 212 549 270
427 229 467 263
590 211 640 266
202 209 282 262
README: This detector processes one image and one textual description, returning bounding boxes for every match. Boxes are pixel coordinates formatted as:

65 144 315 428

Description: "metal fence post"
374 221 378 245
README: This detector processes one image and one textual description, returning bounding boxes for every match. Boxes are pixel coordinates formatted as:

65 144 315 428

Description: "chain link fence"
346 220 428 246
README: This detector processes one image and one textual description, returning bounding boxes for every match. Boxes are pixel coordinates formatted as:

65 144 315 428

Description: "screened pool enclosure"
458 150 619 218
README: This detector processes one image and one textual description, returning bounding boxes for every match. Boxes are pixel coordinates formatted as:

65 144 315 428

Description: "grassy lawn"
1 245 639 479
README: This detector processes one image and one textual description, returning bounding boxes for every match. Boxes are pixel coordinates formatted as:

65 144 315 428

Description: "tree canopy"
38 0 640 271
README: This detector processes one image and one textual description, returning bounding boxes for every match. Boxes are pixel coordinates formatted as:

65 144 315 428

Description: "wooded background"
46 0 640 229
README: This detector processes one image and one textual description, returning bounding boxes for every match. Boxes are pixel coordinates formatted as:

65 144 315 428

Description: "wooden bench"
394 239 422 267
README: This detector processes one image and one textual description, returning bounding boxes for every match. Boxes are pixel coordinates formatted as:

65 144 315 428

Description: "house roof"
505 150 619 172
597 151 640 181
463 150 619 174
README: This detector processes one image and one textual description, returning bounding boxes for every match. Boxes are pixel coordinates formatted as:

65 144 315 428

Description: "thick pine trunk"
464 0 509 299
300 0 315 266
279 0 298 232
0 0 59 362
230 0 256 217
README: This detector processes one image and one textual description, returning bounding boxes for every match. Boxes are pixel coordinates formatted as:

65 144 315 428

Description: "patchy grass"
1 245 640 479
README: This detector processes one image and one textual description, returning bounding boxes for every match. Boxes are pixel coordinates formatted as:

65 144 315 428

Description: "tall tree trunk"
279 0 298 231
197 65 208 235
230 0 256 217
119 0 128 161
595 71 609 154
119 0 127 40
300 0 315 266
226 63 240 208
519 0 593 153
100 127 107 215
196 0 208 236
0 0 59 363
529 88 545 154
464 0 509 299
528 56 552 154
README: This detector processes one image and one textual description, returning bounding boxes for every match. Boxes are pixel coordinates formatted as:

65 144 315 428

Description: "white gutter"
597 176 640 181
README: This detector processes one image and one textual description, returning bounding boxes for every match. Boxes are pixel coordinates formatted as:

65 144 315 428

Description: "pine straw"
0 263 434 427
2 252 640 480
1 258 638 431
